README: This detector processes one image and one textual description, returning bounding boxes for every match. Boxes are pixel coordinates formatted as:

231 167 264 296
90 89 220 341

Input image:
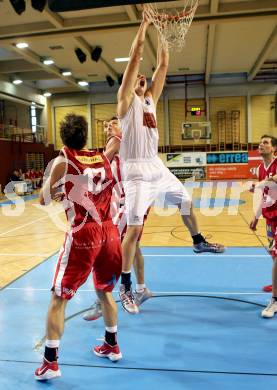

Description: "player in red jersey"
249 134 277 317
35 114 122 381
83 117 152 321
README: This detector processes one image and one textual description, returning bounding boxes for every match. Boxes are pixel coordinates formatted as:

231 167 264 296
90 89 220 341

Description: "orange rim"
156 9 193 22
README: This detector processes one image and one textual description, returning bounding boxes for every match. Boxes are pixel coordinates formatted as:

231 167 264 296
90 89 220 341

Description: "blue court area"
1 247 277 389
0 194 38 207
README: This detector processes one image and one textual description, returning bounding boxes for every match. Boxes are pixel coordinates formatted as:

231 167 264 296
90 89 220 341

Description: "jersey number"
84 167 107 194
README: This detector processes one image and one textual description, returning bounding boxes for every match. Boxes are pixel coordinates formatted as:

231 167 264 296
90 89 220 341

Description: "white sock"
105 325 117 333
46 339 60 348
136 284 146 293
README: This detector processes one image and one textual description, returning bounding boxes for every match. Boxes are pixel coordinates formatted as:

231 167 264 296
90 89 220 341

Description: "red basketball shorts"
52 221 122 299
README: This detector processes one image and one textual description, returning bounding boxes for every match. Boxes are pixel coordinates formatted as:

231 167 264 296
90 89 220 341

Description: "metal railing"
0 124 47 144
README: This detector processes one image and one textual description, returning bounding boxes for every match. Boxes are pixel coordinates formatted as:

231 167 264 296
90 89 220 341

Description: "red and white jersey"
105 135 126 236
106 135 123 192
119 94 159 162
60 146 114 227
106 135 150 237
258 157 277 219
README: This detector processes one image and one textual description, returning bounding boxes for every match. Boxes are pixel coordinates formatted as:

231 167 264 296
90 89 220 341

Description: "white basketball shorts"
122 157 192 225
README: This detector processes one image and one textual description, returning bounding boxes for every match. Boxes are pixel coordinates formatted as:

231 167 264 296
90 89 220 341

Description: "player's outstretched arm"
39 156 66 205
149 36 169 106
104 137 121 162
249 192 263 231
117 11 150 117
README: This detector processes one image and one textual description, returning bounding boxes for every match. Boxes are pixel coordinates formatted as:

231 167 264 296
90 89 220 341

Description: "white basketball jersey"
119 94 159 161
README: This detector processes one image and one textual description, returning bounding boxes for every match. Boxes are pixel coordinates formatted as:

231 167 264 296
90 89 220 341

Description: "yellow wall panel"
157 100 165 147
209 96 247 146
251 95 277 142
92 103 117 149
91 101 165 149
54 105 88 150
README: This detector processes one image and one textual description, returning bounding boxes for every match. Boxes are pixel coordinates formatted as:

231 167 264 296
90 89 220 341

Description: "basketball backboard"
181 122 211 140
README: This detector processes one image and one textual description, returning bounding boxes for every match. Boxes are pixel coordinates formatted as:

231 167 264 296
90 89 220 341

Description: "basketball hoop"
144 0 199 50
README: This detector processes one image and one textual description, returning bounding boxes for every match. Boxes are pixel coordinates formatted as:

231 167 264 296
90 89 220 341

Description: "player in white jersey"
83 118 152 321
117 10 225 314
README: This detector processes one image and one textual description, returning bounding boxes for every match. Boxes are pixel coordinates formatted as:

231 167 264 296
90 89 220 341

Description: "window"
30 106 37 133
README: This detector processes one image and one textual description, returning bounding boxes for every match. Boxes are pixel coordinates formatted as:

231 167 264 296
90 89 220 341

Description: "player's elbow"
117 88 124 101
158 61 168 71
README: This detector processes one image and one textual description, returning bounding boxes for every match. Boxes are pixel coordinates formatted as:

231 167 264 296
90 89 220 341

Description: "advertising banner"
163 150 263 180
168 167 206 180
206 165 250 180
166 152 206 167
206 151 263 180
207 152 248 165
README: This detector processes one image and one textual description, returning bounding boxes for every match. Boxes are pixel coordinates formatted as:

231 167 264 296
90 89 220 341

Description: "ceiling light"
78 81 89 87
114 57 143 62
114 57 129 63
16 42 28 49
62 71 72 76
13 79 23 85
43 59 54 65
43 92 52 97
9 0 26 15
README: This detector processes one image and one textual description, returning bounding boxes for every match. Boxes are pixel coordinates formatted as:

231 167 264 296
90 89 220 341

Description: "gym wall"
49 89 276 150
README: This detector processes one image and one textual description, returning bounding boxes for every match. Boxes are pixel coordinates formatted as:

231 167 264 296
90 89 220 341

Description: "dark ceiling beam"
248 24 277 80
0 6 277 41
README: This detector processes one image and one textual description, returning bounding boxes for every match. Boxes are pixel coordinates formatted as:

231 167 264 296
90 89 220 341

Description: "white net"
144 0 199 50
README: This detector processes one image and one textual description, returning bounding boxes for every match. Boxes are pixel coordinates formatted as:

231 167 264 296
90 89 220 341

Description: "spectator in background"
23 169 34 193
30 169 38 189
38 168 44 187
18 169 24 181
34 169 42 188
10 169 27 195
10 169 21 182
24 169 31 180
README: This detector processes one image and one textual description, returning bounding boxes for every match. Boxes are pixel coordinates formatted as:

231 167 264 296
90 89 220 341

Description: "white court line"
143 254 268 258
4 287 269 295
0 215 50 237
